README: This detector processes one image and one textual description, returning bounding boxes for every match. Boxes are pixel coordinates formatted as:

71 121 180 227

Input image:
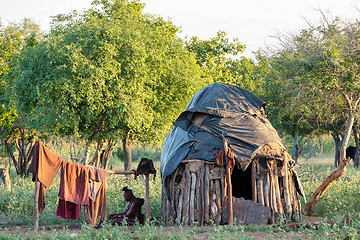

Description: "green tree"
265 11 360 214
185 31 245 83
185 31 268 102
0 18 43 176
260 48 337 162
10 0 207 170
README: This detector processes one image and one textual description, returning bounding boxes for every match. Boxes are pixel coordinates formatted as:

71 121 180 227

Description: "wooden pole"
222 136 233 226
189 172 196 226
0 168 11 191
145 173 150 220
251 160 257 202
33 176 39 231
282 157 292 220
107 170 135 175
204 164 210 223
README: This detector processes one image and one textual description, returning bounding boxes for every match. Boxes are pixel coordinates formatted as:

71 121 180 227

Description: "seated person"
109 187 145 225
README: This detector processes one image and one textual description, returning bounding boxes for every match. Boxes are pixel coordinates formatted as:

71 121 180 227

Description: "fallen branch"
303 157 350 215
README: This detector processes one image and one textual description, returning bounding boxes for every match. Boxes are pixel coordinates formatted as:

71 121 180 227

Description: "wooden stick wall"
161 157 302 226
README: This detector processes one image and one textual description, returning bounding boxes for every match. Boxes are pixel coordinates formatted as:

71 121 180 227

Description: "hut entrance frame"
231 164 252 200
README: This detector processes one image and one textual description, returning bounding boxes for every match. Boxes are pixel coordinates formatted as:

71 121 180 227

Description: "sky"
0 0 359 57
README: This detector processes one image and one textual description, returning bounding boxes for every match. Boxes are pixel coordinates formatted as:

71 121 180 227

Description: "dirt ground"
0 216 325 239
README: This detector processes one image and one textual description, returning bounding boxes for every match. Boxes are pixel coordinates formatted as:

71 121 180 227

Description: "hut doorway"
231 165 252 200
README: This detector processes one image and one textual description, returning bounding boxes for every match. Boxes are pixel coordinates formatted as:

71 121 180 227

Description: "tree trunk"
89 141 104 167
332 133 342 167
4 140 18 174
291 130 299 162
353 125 360 168
15 128 35 177
303 157 350 215
82 141 91 165
123 133 133 171
101 139 117 169
315 137 324 155
3 127 34 177
0 168 11 191
291 129 308 163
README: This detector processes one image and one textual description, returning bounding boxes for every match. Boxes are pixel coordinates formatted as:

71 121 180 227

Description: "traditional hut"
160 82 305 226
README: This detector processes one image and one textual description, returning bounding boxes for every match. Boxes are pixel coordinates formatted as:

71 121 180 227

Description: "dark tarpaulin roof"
160 82 285 194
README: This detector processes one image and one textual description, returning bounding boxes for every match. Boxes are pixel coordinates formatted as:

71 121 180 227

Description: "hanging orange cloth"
84 166 108 227
29 141 64 214
84 180 107 227
56 161 89 219
215 147 236 172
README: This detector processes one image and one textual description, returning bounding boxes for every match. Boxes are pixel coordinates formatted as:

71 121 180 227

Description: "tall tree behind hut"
263 9 360 214
7 0 208 170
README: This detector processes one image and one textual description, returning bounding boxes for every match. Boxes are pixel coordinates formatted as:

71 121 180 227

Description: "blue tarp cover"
160 82 285 197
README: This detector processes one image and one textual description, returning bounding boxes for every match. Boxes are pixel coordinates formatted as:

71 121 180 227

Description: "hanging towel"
29 141 64 214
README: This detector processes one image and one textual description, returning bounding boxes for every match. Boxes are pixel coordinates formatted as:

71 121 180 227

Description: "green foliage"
0 18 43 137
263 14 360 141
0 18 44 176
185 31 250 86
10 0 207 146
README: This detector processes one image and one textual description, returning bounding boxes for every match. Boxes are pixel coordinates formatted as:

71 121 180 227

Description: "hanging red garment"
56 161 89 219
55 199 81 220
29 141 64 214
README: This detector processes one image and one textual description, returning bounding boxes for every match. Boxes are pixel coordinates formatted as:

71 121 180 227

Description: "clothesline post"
145 174 150 220
33 175 40 231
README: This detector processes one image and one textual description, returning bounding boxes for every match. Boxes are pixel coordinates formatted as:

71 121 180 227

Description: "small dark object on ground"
71 225 82 230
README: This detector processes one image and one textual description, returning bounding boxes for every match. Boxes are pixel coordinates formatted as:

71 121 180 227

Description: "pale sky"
0 0 359 57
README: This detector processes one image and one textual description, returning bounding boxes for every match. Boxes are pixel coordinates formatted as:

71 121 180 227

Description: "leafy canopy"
11 0 207 144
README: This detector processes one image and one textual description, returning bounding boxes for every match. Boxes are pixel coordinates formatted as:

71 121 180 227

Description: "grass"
1 157 360 239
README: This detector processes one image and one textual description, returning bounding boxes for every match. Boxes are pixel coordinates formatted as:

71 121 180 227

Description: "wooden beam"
107 170 136 175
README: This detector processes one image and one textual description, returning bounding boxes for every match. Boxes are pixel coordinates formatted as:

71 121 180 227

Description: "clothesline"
31 141 155 231
107 170 135 175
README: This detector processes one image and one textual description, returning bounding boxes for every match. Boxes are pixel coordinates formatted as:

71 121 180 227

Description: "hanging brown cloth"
215 147 236 173
29 141 64 214
56 161 89 220
84 179 107 227
84 166 108 227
